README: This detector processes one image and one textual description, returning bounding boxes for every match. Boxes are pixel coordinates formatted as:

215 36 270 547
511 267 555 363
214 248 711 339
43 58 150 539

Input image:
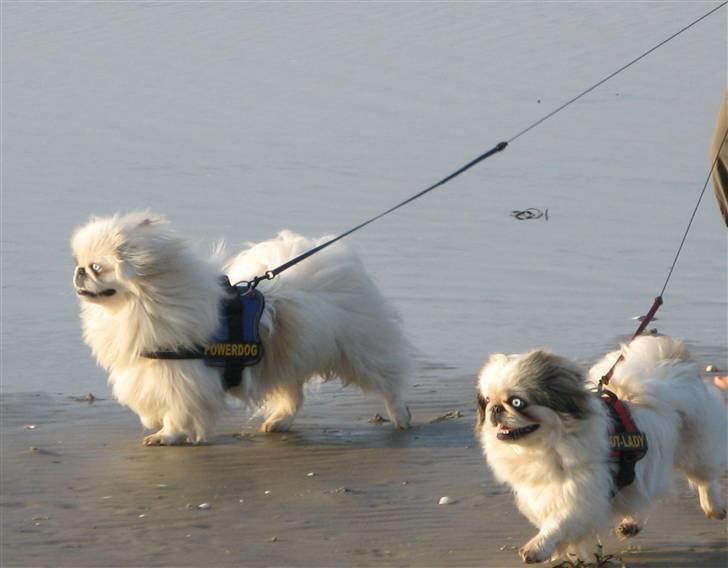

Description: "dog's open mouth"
497 424 540 441
76 288 117 298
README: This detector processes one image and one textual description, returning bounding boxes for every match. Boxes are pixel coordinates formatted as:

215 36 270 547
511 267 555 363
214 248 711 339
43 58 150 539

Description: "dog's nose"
490 404 505 426
74 267 86 287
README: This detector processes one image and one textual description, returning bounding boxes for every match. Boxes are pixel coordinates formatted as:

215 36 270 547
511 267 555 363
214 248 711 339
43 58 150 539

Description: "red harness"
601 389 648 491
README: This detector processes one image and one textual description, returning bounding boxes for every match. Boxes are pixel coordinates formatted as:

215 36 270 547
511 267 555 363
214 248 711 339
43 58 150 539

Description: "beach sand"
2 369 726 568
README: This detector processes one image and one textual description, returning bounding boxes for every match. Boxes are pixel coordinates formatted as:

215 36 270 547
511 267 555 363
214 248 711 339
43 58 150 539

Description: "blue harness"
142 276 265 390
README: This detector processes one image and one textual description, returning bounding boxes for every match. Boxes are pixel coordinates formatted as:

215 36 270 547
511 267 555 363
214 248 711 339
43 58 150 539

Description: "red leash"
598 295 663 390
597 297 661 491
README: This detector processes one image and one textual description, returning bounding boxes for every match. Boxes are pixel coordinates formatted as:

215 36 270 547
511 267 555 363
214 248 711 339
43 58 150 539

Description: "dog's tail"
588 336 698 405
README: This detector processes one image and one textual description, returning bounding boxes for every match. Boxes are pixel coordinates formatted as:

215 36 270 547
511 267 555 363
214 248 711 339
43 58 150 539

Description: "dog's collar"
142 276 265 390
601 389 648 492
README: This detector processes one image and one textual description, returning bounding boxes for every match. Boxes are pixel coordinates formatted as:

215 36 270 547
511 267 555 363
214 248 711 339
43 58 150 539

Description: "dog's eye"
90 263 103 274
509 396 526 410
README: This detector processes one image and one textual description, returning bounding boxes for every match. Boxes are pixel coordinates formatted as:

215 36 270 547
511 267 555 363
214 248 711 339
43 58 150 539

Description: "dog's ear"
130 211 167 229
488 353 508 366
517 350 590 420
475 391 488 428
113 212 181 283
136 214 166 228
114 233 139 282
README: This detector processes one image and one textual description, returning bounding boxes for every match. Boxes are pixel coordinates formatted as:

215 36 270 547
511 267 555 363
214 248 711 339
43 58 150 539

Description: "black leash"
249 1 727 289
249 141 508 288
507 1 728 145
598 127 728 390
659 126 728 298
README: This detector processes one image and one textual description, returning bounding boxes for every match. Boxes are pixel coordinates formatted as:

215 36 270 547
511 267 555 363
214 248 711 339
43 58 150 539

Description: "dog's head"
476 350 592 446
71 212 183 308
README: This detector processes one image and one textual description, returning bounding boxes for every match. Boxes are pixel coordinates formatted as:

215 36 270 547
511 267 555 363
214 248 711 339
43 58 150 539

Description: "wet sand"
1 371 726 567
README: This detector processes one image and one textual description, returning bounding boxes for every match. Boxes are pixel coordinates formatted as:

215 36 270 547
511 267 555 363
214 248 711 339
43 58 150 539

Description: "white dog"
476 335 726 563
71 212 412 445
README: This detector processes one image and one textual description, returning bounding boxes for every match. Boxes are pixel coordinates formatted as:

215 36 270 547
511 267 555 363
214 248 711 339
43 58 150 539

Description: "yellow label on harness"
204 343 259 358
609 433 647 450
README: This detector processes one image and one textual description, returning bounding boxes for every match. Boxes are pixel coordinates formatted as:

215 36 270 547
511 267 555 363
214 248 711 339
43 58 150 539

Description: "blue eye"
509 396 526 410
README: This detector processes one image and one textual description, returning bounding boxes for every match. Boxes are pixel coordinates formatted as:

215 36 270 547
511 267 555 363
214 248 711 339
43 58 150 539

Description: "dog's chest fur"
483 404 612 527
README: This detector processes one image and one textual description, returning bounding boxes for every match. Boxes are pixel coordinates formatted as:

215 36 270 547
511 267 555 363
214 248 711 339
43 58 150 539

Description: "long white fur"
478 336 727 563
72 212 412 445
589 337 727 526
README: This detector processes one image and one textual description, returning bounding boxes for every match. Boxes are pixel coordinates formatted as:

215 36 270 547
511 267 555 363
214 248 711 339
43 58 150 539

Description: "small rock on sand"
69 393 99 403
368 414 389 424
438 496 456 505
197 503 211 510
326 487 356 495
430 410 463 423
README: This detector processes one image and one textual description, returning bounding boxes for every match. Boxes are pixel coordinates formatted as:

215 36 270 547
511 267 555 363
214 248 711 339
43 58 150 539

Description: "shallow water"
2 2 726 397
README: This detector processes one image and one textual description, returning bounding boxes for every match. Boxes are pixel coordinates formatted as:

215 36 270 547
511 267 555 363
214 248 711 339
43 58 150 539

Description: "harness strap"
141 276 265 390
142 348 205 359
602 390 648 491
221 280 245 390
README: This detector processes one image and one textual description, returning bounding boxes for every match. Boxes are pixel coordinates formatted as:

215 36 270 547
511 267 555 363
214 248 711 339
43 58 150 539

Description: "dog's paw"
699 497 726 520
261 417 294 433
393 407 412 430
706 508 726 520
143 432 188 446
617 520 642 539
387 402 412 430
518 537 553 564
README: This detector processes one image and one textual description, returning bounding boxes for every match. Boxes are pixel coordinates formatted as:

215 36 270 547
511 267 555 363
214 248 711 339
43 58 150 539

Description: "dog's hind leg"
383 391 411 430
339 365 411 429
345 364 411 429
345 369 412 430
677 395 727 520
681 459 726 519
693 479 726 520
261 383 304 433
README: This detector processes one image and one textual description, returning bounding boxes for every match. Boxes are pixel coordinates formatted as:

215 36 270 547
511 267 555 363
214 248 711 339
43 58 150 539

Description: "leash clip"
249 270 276 290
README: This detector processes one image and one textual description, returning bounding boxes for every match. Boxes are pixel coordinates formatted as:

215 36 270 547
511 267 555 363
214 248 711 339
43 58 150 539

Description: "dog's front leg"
519 527 558 564
144 429 189 446
142 410 207 446
518 516 597 564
